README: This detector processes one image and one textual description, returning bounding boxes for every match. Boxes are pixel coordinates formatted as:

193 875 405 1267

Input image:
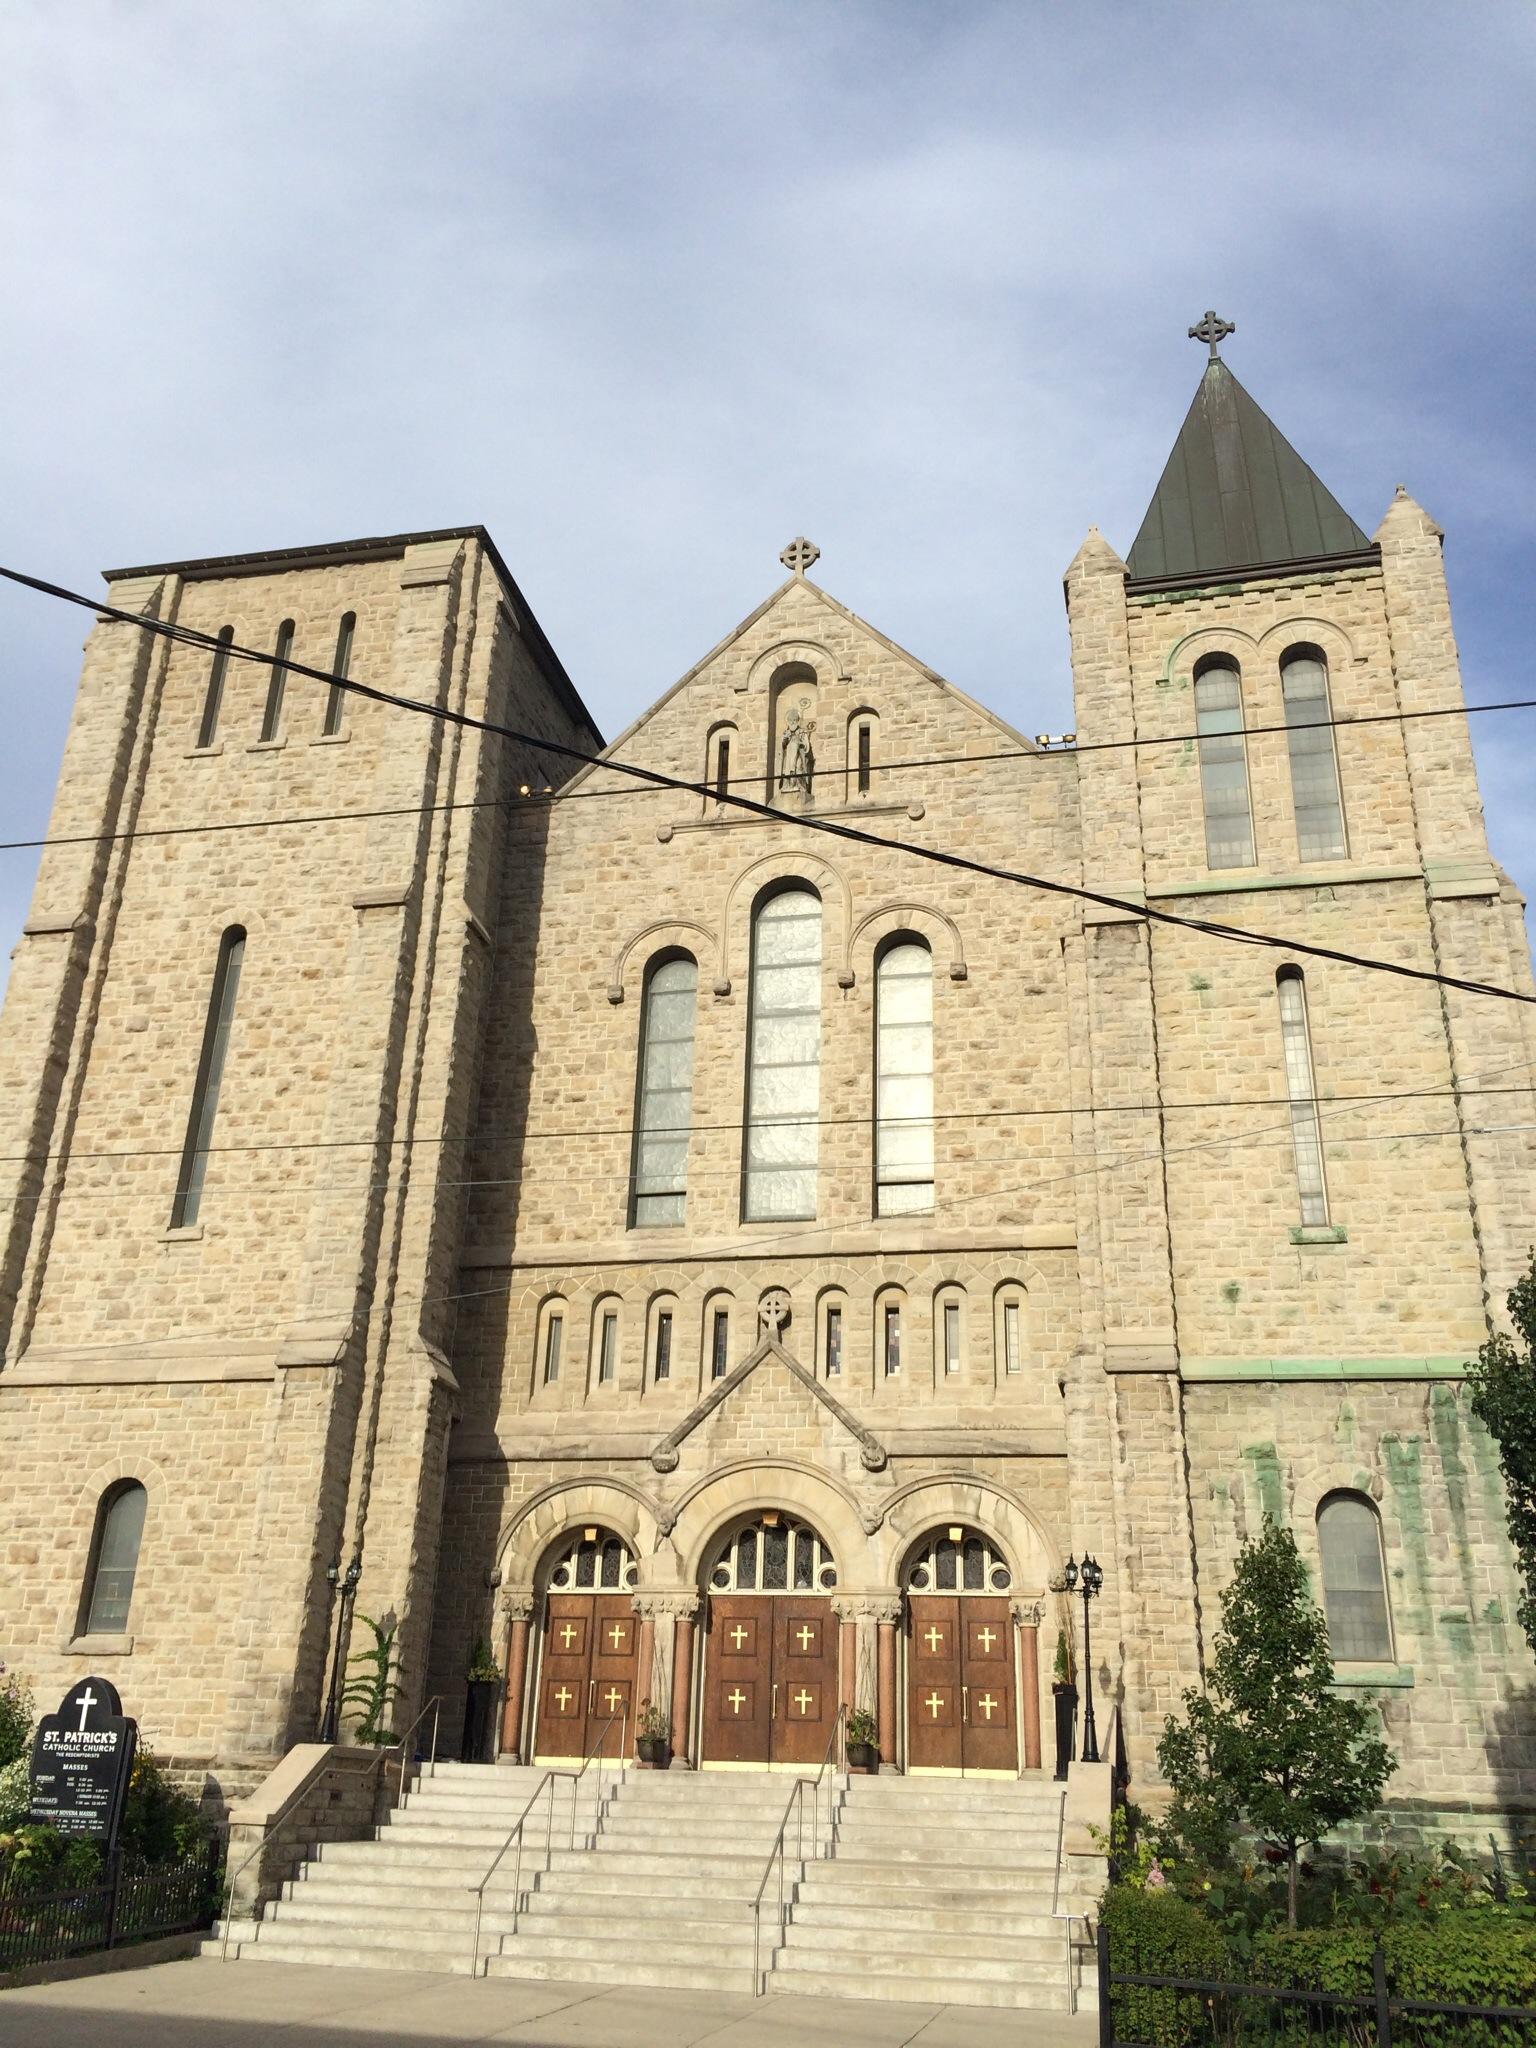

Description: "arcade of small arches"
491 1474 1059 1776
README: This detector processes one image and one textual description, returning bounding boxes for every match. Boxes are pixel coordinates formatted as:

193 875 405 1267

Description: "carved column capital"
833 1594 902 1625
1012 1598 1045 1629
499 1586 536 1623
632 1591 699 1621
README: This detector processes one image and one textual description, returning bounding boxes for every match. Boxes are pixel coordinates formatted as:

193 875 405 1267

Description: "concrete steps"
209 1758 1093 2011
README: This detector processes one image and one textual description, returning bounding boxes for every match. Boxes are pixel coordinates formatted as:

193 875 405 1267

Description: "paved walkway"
0 1958 1097 2047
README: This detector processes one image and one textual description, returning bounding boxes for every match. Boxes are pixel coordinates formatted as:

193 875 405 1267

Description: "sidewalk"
0 1958 1098 2047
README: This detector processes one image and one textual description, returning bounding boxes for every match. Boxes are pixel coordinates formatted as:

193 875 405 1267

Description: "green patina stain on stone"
1334 1401 1356 1457
1242 1442 1286 1527
1429 1385 1482 1621
1221 1281 1241 1306
1189 974 1212 993
1483 1597 1508 1653
1382 1434 1434 1641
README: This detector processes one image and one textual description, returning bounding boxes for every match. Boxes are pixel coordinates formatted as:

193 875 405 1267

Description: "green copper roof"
1126 360 1371 587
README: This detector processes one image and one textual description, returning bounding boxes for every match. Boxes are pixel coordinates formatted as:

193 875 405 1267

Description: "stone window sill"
1332 1662 1412 1689
310 731 350 746
1290 1225 1348 1246
248 737 287 753
160 1224 204 1244
63 1633 135 1656
185 742 223 759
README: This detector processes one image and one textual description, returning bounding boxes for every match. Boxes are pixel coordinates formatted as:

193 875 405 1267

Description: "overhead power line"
2 563 1532 1009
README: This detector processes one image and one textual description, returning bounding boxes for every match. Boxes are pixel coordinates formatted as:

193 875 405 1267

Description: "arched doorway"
904 1526 1017 1774
700 1513 839 1767
531 1527 639 1762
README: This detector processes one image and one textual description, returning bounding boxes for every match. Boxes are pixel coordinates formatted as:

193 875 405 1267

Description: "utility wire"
2 563 1532 1008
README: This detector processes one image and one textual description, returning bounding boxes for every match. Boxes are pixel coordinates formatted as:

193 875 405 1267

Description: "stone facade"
1 383 1533 1837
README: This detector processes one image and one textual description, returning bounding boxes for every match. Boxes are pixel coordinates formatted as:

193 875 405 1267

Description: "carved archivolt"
494 1478 663 1584
845 900 967 986
716 850 853 997
606 918 717 1004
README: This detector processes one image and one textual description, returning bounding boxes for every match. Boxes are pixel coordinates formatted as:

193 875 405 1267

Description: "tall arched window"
875 936 934 1215
1277 967 1328 1225
1194 660 1255 868
1282 647 1347 861
630 954 698 1227
322 611 355 736
81 1481 147 1634
170 927 246 1228
1317 1493 1394 1662
260 619 295 742
743 886 821 1220
197 626 234 749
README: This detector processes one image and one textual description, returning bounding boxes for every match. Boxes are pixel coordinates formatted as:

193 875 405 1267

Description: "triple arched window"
1317 1492 1394 1662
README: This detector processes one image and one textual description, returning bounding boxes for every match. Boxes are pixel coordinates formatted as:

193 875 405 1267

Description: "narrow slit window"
856 723 872 794
824 1304 843 1377
711 1307 730 1380
1282 651 1348 861
743 887 821 1221
260 620 294 742
543 1312 564 1385
170 927 246 1228
1318 1494 1394 1662
715 735 731 802
875 939 934 1216
322 612 355 736
1194 662 1256 868
598 1311 618 1385
653 1310 673 1382
82 1482 148 1635
884 1301 902 1377
197 626 234 749
1002 1301 1022 1375
1277 968 1328 1225
943 1301 961 1375
631 955 698 1227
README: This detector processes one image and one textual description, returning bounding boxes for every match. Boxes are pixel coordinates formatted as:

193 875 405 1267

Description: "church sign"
27 1677 138 1845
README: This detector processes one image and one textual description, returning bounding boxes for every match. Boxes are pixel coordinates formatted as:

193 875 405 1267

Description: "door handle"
588 1679 595 1713
962 1684 969 1724
772 1682 778 1720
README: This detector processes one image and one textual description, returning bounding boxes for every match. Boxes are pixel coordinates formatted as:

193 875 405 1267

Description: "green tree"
1158 1520 1395 1926
1466 1254 1536 1658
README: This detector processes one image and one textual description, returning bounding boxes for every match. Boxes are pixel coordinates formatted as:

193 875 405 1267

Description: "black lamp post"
1062 1554 1103 1765
320 1557 361 1745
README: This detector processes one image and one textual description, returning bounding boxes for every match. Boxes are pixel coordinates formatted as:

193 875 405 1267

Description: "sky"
2 2 1534 991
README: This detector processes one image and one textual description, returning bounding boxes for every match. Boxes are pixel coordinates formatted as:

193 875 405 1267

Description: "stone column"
1015 1599 1042 1772
499 1589 534 1760
669 1604 699 1769
874 1601 901 1773
830 1596 860 1719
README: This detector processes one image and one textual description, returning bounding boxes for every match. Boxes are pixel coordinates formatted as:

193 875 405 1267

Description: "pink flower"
1146 1862 1167 1890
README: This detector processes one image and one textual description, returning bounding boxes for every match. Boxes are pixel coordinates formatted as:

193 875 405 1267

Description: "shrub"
0 1756 30 1829
0 1668 34 1770
1101 1882 1230 2047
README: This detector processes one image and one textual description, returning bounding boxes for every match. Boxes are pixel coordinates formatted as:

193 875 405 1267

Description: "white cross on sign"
975 1626 998 1652
792 1689 814 1715
74 1685 98 1733
608 1623 627 1648
559 1623 578 1647
554 1686 573 1710
604 1687 623 1711
976 1693 998 1720
727 1688 747 1715
796 1624 815 1649
924 1691 945 1718
923 1626 944 1651
730 1624 749 1647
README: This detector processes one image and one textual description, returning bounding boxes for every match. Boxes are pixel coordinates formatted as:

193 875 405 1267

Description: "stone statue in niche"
777 697 816 799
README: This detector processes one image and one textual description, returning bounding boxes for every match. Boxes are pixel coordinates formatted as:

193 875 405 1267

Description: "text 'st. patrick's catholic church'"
1 319 1532 1984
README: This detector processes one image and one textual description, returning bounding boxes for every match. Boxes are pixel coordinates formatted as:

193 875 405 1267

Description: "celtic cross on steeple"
779 537 820 576
1188 309 1235 361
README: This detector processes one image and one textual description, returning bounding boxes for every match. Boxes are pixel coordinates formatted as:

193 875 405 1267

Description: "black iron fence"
1097 1923 1536 2048
0 1840 223 1972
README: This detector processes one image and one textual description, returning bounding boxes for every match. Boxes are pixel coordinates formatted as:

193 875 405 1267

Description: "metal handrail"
379 1692 445 1816
465 1705 628 1974
217 1703 438 1957
749 1706 847 1994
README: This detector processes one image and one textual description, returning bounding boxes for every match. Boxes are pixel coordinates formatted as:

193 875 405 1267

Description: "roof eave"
1124 542 1381 599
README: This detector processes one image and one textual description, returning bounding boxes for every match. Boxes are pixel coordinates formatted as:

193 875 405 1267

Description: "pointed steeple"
1126 337 1372 589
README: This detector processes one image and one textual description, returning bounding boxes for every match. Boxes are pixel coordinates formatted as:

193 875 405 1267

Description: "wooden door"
532 1594 639 1759
772 1600 837 1766
908 1595 962 1769
959 1598 1015 1770
703 1596 772 1763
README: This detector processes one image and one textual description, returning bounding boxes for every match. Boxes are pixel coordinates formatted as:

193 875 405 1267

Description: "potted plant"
845 1707 879 1774
461 1639 501 1764
1051 1626 1077 1782
635 1698 670 1768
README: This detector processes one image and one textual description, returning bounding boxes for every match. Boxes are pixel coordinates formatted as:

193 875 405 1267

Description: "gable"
650 1335 887 1478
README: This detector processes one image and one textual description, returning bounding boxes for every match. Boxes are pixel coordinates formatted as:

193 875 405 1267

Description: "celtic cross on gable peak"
780 536 820 576
1188 309 1235 361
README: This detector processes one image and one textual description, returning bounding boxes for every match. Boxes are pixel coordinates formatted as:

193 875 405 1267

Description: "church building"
2 326 1532 1850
